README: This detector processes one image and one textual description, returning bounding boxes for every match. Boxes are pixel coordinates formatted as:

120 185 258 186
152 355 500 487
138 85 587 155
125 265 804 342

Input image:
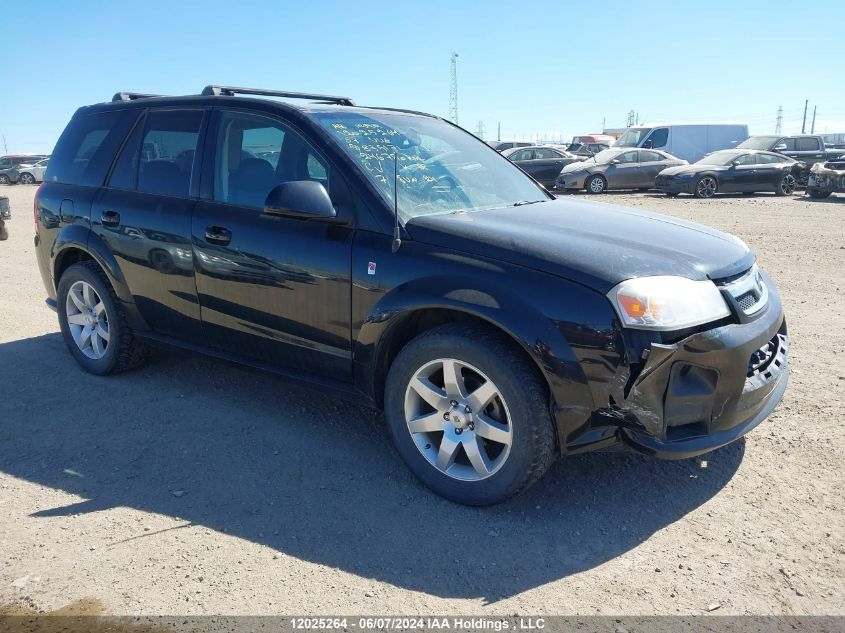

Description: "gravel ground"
0 185 843 617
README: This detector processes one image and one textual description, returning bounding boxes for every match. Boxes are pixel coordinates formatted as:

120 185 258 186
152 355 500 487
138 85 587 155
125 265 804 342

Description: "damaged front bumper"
605 282 788 459
807 164 845 194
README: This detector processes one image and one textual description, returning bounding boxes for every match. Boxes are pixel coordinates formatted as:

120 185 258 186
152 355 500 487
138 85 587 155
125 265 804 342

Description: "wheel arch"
53 225 132 304
355 277 599 449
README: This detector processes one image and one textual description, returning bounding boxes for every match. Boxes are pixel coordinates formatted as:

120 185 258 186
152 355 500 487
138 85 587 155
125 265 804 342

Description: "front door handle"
101 210 120 226
205 225 232 245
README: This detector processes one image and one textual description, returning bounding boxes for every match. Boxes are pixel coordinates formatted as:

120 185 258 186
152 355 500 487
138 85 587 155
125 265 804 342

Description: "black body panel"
34 92 788 460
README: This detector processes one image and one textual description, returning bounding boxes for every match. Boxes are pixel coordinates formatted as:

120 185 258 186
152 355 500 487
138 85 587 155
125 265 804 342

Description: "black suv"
35 86 789 505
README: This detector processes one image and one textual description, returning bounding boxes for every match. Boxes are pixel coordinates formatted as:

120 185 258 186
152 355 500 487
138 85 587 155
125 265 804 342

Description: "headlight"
607 276 730 331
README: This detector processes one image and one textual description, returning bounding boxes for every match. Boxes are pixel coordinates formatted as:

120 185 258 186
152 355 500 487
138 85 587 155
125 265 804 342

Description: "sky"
1 0 844 154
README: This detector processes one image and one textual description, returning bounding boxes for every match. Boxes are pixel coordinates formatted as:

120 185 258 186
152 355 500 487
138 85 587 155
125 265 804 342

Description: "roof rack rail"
201 85 354 106
112 92 165 102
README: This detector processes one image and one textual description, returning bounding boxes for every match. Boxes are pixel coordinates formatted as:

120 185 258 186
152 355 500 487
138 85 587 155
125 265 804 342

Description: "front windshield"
312 111 547 219
696 150 740 166
615 127 652 147
736 136 778 150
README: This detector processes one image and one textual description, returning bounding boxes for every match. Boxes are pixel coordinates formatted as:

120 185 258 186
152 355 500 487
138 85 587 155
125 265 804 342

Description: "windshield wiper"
513 200 542 207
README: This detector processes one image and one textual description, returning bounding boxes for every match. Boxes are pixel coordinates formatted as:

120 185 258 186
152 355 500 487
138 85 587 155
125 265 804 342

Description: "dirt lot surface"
0 185 843 617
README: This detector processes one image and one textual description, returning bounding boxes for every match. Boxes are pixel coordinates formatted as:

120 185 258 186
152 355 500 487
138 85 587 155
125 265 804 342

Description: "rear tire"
585 175 607 194
57 261 150 375
807 188 831 199
0 174 9 185
384 323 557 505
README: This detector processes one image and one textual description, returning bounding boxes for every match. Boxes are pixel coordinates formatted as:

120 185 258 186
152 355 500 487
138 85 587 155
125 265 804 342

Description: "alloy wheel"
588 176 605 193
780 174 796 195
404 358 513 481
20 173 34 184
696 176 717 198
65 280 110 360
0 175 9 185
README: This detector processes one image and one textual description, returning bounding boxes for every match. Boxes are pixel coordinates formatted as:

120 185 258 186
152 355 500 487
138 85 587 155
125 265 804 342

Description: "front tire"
694 175 718 198
385 323 556 505
57 262 149 375
585 174 607 194
18 173 35 185
776 173 796 196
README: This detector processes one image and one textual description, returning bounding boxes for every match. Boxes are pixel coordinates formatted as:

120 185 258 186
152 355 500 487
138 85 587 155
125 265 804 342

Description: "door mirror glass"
731 160 741 167
264 181 336 220
610 159 620 165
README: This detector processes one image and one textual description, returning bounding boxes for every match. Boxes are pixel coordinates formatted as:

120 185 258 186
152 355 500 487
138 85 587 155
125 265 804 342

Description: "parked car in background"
735 135 844 185
0 154 49 184
655 149 803 198
566 142 611 159
806 155 845 199
487 140 532 152
555 147 687 194
16 158 50 184
615 123 748 163
503 145 581 188
567 134 615 158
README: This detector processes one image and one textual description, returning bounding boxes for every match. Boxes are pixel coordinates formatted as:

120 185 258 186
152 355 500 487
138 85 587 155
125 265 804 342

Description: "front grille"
714 265 768 317
747 336 777 377
736 291 757 311
747 333 786 379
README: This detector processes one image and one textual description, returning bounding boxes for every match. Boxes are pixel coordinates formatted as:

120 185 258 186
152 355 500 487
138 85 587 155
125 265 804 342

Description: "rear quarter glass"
47 108 139 187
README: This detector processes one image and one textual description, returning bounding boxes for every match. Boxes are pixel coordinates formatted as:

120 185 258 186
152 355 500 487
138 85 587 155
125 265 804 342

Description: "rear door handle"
205 225 232 245
101 210 120 226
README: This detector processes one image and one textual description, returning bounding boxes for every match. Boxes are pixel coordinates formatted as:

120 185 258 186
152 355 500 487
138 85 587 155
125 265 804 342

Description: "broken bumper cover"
807 169 845 193
616 281 788 459
554 173 588 191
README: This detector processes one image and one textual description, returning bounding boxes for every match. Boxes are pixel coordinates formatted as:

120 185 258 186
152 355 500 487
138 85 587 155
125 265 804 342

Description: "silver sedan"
16 158 50 184
555 148 687 194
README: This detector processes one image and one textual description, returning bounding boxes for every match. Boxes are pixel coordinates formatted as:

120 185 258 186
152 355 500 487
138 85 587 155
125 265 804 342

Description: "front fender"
355 271 606 452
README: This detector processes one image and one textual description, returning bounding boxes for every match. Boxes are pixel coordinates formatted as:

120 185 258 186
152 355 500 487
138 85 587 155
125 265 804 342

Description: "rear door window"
797 137 821 151
108 109 204 197
46 109 138 186
639 150 662 162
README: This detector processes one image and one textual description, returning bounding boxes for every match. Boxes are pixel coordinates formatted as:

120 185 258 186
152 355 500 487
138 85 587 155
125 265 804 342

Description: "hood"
658 163 724 177
406 198 754 293
561 160 595 173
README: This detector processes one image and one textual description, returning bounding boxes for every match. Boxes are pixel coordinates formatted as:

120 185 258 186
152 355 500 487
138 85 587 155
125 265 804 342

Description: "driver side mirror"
773 144 787 152
642 140 653 149
731 160 741 167
263 181 340 222
610 159 620 165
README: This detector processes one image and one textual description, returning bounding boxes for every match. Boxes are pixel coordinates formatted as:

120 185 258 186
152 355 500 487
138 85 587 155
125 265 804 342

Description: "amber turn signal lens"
618 295 645 317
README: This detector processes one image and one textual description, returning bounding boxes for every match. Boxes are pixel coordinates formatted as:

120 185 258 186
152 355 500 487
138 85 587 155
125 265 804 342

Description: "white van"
614 123 749 163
